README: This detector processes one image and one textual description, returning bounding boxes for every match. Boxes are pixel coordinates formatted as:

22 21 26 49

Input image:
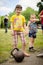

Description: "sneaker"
37 53 43 57
29 48 36 52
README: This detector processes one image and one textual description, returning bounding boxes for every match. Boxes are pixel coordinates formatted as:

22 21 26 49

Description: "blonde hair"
30 14 36 20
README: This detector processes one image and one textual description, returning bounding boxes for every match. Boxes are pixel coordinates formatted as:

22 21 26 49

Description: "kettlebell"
11 48 25 62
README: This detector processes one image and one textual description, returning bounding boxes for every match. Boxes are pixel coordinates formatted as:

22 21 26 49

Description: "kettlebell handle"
11 48 19 57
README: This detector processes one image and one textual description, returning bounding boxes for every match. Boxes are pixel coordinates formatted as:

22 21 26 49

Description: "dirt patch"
0 52 43 65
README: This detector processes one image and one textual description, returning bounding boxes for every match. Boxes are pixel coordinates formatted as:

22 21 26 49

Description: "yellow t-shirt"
10 14 26 31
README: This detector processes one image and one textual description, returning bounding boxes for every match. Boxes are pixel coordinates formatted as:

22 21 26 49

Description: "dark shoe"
29 48 36 52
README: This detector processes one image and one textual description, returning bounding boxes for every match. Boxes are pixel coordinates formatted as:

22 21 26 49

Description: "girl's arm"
27 21 31 30
11 22 14 31
33 19 39 22
24 23 26 29
11 22 14 35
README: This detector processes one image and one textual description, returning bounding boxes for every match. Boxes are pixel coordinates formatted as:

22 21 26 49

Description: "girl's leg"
20 32 30 57
13 31 18 48
10 31 18 58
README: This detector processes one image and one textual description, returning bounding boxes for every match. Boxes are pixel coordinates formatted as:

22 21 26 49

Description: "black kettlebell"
11 48 25 62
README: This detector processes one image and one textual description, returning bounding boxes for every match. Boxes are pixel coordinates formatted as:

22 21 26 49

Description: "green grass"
0 29 43 63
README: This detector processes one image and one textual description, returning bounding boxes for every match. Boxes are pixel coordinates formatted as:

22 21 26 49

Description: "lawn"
0 29 43 63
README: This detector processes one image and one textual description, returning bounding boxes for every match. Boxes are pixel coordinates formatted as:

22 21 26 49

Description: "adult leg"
5 24 8 33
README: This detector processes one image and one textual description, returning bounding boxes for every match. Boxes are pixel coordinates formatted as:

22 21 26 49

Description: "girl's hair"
15 5 22 10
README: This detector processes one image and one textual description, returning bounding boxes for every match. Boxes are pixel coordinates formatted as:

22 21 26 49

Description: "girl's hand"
40 15 43 18
24 27 29 36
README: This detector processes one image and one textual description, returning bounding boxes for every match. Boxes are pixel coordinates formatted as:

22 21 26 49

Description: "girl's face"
15 8 22 15
30 14 36 22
